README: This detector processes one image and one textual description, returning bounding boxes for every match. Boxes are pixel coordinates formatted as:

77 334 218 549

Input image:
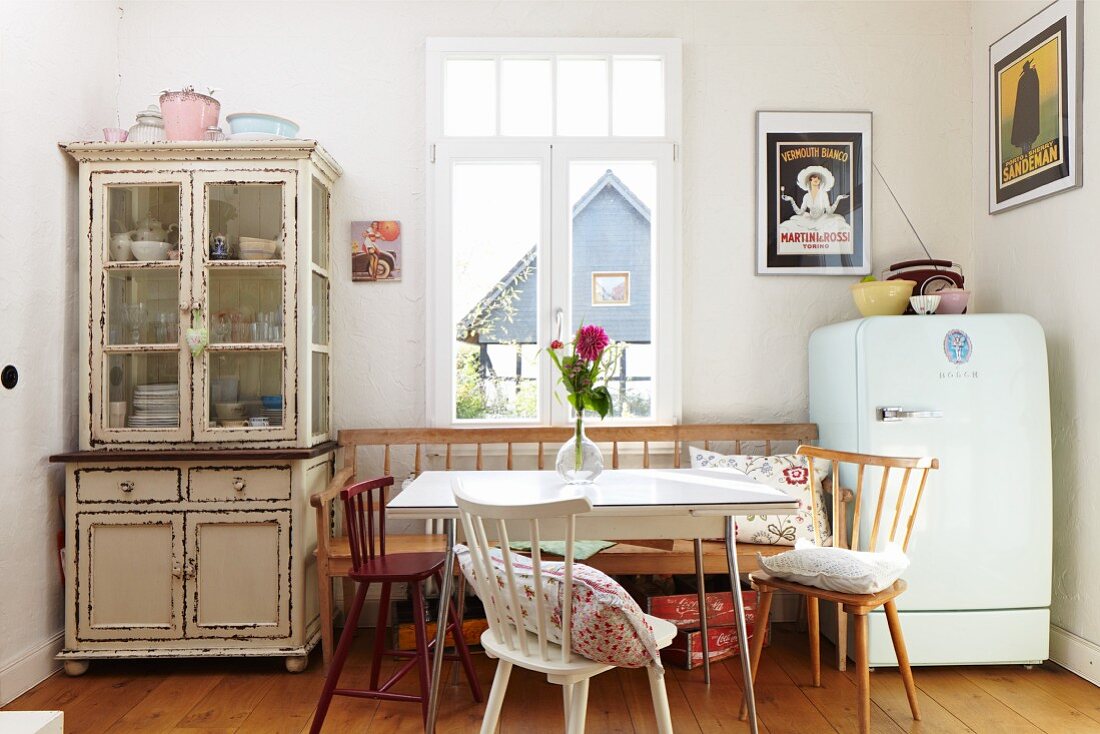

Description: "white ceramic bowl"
214 402 246 420
130 240 170 261
238 237 279 259
909 295 942 315
225 113 299 138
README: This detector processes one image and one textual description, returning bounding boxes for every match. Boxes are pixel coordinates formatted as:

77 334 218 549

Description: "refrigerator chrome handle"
878 407 944 422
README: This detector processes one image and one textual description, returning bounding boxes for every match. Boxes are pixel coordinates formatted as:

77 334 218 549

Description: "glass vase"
555 419 603 485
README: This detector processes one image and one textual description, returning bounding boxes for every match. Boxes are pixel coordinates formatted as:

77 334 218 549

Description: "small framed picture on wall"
988 0 1083 214
351 220 402 281
756 110 872 276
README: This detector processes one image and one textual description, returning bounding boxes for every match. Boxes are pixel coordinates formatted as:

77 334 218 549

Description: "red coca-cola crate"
646 590 757 630
662 622 771 669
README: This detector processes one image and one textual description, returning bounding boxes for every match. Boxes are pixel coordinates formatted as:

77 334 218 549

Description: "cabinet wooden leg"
63 660 89 677
285 654 309 673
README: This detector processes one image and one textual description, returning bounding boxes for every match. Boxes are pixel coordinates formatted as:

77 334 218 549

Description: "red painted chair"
310 476 483 731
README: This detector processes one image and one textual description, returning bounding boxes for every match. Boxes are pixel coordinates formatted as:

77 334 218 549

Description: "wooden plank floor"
5 625 1100 733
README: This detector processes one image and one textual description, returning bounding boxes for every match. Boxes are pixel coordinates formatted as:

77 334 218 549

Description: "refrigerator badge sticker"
944 329 973 365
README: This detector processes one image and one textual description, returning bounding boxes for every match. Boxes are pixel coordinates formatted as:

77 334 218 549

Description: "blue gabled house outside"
456 169 653 418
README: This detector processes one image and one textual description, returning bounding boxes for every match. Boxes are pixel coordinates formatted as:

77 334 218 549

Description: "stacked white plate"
128 383 180 428
261 407 283 426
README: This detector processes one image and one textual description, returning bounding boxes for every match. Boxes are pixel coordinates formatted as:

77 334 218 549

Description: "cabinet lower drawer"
188 466 291 502
76 468 182 503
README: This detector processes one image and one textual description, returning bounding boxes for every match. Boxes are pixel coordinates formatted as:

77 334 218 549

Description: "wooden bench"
311 423 826 665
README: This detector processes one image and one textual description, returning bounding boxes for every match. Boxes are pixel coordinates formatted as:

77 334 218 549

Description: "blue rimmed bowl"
261 395 283 410
225 113 299 139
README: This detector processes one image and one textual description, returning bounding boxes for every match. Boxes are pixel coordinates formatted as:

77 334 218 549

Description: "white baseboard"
1050 625 1100 687
0 632 63 706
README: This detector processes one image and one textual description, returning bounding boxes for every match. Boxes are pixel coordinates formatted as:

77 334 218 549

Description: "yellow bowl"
850 280 916 316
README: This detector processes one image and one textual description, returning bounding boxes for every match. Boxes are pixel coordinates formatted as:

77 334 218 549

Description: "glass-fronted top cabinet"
62 141 341 450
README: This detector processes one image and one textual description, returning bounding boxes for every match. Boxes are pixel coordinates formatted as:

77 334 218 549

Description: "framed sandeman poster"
989 0 1082 214
756 111 872 275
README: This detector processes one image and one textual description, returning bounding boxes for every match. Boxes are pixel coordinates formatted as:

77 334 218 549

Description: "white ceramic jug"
110 232 133 261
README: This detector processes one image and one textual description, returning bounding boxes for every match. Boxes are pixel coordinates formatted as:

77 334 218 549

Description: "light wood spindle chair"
452 477 678 734
740 445 939 734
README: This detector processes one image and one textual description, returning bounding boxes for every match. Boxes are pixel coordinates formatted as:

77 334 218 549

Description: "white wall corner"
0 632 63 706
1050 625 1100 688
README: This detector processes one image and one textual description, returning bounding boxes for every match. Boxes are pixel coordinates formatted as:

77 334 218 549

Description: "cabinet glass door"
91 172 192 444
192 171 296 441
309 177 331 440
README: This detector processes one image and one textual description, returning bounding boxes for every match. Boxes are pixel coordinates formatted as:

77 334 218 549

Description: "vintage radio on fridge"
885 259 965 296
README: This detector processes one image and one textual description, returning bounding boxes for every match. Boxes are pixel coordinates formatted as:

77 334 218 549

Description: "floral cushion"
689 448 832 546
455 544 663 670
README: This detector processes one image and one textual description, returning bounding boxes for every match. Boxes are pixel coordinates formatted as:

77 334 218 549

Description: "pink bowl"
935 289 970 314
159 88 220 142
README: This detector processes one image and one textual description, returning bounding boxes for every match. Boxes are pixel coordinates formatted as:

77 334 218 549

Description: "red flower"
782 466 809 485
550 339 564 350
575 325 610 362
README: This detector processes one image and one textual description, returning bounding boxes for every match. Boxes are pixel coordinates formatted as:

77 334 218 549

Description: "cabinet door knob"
184 557 197 580
119 481 135 493
232 477 247 492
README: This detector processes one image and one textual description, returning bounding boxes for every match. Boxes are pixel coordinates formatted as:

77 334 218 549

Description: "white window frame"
426 38 682 428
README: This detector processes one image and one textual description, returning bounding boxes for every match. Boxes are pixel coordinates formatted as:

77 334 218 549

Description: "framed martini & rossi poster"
989 0 1082 214
756 110 872 275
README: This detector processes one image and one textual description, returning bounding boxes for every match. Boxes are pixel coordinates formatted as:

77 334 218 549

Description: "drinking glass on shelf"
212 313 232 343
121 304 148 344
154 313 170 343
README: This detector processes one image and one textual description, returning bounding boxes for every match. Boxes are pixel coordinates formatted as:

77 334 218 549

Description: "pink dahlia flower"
575 325 610 362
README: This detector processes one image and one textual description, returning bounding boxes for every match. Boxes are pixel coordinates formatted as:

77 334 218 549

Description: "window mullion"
606 54 614 138
549 142 571 426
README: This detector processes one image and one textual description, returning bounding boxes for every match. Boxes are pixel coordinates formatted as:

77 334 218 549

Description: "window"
427 38 681 426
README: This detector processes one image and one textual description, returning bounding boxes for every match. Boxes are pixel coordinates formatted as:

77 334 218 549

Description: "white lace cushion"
689 448 832 546
454 544 662 669
758 539 910 594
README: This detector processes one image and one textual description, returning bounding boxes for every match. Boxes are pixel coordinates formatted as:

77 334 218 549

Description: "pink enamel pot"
159 87 220 141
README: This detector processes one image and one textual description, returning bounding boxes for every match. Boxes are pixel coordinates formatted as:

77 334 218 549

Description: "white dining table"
387 468 798 734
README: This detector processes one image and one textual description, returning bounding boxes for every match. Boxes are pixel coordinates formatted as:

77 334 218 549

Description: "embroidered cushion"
689 448 831 546
758 539 909 594
455 544 662 669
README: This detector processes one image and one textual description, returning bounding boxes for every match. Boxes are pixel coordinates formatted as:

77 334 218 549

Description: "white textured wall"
114 0 974 430
0 0 977 700
970 1 1100 648
0 2 117 702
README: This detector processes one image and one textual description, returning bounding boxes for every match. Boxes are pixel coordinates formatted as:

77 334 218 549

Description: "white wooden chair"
452 477 678 734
